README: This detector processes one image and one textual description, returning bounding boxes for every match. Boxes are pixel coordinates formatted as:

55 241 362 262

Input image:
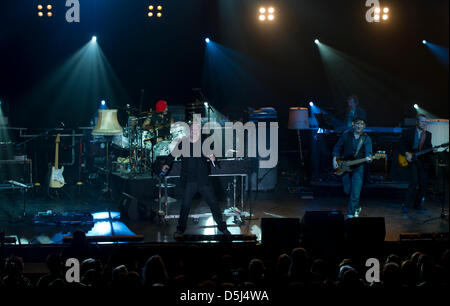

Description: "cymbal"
140 111 155 116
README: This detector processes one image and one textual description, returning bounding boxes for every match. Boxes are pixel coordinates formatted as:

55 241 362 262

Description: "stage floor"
0 181 448 244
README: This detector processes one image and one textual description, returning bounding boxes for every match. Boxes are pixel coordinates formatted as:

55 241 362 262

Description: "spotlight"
101 100 106 106
149 5 154 10
382 14 388 20
375 7 381 14
205 38 210 43
157 5 162 10
258 6 276 22
374 14 380 21
422 40 427 45
204 102 208 107
92 36 97 42
37 5 43 10
47 4 52 10
383 7 389 13
414 104 419 109
47 12 52 17
38 11 44 17
148 12 153 17
309 101 314 107
156 12 162 18
314 39 319 44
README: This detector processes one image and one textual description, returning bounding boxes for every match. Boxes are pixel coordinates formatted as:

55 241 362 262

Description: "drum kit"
97 107 186 176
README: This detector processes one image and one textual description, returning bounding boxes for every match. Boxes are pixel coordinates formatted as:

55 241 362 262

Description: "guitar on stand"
48 133 65 197
334 152 386 176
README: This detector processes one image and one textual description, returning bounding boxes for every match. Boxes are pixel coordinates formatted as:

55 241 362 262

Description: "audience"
0 242 448 289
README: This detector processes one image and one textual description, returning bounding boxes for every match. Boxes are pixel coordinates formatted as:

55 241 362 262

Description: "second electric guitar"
49 133 65 188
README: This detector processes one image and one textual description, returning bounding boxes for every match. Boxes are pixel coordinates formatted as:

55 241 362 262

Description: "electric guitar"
49 133 65 188
334 152 386 176
398 142 449 167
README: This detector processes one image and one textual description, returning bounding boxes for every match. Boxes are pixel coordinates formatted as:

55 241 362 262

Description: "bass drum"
142 130 154 150
153 140 177 160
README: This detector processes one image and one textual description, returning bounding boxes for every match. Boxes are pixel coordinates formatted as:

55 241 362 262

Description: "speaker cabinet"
301 211 345 257
261 218 300 250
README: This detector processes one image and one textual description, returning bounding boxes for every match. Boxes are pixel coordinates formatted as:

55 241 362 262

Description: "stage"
1 177 448 245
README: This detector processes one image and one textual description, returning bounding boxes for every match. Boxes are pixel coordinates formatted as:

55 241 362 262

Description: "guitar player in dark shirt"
332 117 373 218
399 114 434 213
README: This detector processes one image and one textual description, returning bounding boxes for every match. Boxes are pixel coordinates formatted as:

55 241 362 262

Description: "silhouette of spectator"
400 260 417 287
289 248 310 284
247 258 266 287
142 255 168 287
111 264 128 288
1 256 31 288
382 262 401 287
417 254 435 287
36 253 63 287
385 254 401 266
63 230 95 261
124 271 143 288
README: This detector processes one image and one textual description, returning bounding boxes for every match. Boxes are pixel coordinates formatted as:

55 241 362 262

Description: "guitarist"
332 117 373 218
399 114 433 213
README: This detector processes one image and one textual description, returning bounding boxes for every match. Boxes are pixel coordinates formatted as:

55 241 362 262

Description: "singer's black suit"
165 139 228 234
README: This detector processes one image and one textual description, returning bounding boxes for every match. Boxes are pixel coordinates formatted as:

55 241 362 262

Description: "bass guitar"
335 152 386 176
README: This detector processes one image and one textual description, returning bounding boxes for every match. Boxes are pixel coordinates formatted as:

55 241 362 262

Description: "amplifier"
0 159 32 183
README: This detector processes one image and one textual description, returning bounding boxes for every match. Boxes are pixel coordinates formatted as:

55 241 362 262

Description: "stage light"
149 5 154 10
309 102 314 106
92 36 97 42
47 5 52 10
375 7 381 14
37 5 43 10
258 6 275 22
157 5 162 10
38 11 44 17
383 7 389 13
374 14 380 21
422 40 427 44
47 12 52 17
204 102 208 107
314 39 319 44
156 12 162 18
148 12 153 17
101 100 106 106
382 14 388 20
205 38 210 43
414 104 419 109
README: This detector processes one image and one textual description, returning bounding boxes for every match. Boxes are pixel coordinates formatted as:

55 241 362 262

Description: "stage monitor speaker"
119 192 155 221
301 211 345 256
345 217 386 244
261 218 300 250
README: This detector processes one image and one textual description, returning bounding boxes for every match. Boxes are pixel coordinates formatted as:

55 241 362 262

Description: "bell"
92 109 123 135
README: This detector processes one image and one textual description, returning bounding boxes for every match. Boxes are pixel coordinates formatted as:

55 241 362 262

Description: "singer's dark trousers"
177 181 227 233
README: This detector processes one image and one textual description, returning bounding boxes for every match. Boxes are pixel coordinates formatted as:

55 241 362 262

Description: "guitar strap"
354 135 366 158
418 130 426 151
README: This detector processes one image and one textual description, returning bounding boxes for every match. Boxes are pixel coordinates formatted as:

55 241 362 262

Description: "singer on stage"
161 122 231 239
